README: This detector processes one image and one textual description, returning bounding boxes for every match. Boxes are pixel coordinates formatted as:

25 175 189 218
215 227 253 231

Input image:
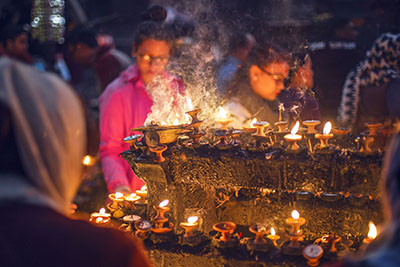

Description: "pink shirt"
99 64 184 192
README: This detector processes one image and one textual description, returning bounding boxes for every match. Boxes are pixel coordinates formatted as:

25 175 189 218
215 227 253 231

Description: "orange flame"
291 121 300 135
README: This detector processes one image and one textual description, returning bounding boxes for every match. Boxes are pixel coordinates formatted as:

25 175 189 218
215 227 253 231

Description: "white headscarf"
0 58 86 214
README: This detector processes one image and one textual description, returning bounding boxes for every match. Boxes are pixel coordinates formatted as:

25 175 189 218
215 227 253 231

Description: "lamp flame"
292 210 300 220
140 185 147 191
161 121 167 126
115 192 124 199
187 216 199 224
187 97 194 110
82 155 92 166
290 121 300 135
271 227 276 236
323 121 332 135
159 200 169 207
130 193 137 198
367 221 377 240
173 119 180 126
99 208 106 215
216 106 228 121
249 118 257 128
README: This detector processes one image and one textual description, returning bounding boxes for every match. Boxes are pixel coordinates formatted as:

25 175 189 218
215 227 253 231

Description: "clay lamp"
121 215 141 232
363 221 377 244
321 234 342 253
124 193 141 208
249 223 270 245
243 118 257 133
315 121 334 149
230 130 242 145
286 210 306 235
332 127 350 135
213 222 236 242
284 121 302 150
186 98 203 132
149 144 168 163
136 185 148 200
360 132 374 153
267 227 281 247
191 131 206 144
90 208 111 225
123 134 142 151
215 107 233 130
108 192 125 210
215 130 230 146
153 200 170 229
365 122 382 136
303 120 320 134
303 244 324 267
180 216 199 238
252 121 270 137
135 219 152 239
275 121 289 133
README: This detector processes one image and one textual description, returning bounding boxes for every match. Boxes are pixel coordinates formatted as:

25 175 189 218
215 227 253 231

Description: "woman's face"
249 61 290 101
133 39 171 85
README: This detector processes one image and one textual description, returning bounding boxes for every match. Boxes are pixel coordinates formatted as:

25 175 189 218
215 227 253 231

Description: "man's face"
6 33 29 61
134 39 171 85
249 61 290 101
71 43 96 67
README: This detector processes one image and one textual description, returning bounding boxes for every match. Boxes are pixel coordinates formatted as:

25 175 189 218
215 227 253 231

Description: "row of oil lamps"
90 191 379 266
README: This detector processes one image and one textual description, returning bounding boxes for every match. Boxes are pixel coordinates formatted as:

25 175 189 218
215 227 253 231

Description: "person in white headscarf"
0 57 151 267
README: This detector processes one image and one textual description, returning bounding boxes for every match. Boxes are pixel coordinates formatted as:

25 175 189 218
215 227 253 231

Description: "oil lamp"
149 144 168 163
303 120 320 134
186 98 203 132
90 208 111 224
108 192 125 210
303 244 323 267
320 234 342 253
213 222 236 242
152 200 174 233
363 221 377 244
123 134 142 151
252 121 270 137
243 118 257 133
267 227 280 247
121 215 141 232
180 216 199 238
286 210 306 248
135 219 152 239
124 193 141 208
365 123 382 136
215 107 232 130
275 120 288 133
315 121 334 149
136 185 148 201
360 133 374 153
249 223 270 245
284 121 302 150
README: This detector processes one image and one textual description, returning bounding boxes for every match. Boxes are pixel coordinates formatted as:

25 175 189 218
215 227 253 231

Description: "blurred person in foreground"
279 49 321 125
0 24 32 64
221 43 290 127
99 20 185 195
0 57 152 267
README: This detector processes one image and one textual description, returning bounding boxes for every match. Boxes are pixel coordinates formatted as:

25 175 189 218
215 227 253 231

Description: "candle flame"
115 192 124 199
323 121 332 135
271 227 276 236
99 208 106 215
292 210 300 220
249 118 257 128
159 199 169 207
187 216 198 224
367 221 377 240
82 155 92 166
140 185 147 191
216 106 228 121
186 97 194 110
290 121 300 135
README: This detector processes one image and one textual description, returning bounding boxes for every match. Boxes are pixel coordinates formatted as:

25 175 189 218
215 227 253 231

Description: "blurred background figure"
221 43 290 127
216 32 255 96
0 57 151 267
0 24 32 64
280 49 321 124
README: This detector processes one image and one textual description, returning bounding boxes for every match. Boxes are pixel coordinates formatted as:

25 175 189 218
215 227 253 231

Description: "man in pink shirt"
99 21 184 194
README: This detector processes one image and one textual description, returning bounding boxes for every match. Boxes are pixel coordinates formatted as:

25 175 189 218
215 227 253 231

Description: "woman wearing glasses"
99 20 184 195
223 43 290 126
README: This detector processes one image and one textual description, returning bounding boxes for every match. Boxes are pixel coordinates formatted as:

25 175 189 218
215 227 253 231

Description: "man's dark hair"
247 42 290 68
134 21 173 50
0 24 28 47
65 25 98 48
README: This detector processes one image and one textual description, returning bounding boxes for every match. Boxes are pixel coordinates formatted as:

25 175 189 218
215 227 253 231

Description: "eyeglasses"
137 54 169 65
258 66 286 85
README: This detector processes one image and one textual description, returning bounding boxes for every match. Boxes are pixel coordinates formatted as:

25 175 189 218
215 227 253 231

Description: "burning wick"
315 121 334 149
82 155 92 166
292 210 300 220
323 121 332 135
159 200 169 208
249 118 257 128
364 221 377 244
180 216 199 238
115 192 124 199
284 121 302 150
267 227 280 247
187 97 194 111
99 208 106 215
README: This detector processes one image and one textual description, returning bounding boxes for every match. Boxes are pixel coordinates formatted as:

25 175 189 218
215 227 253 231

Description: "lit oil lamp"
123 134 142 151
135 219 152 239
108 192 125 210
303 120 320 134
267 227 280 247
315 121 334 149
152 200 174 233
213 222 236 242
136 185 148 202
284 121 302 150
180 216 199 238
90 208 111 224
215 107 232 130
149 144 168 163
249 223 270 245
303 244 324 267
363 221 377 244
243 118 257 133
124 193 141 208
365 122 382 136
320 234 342 253
286 210 306 248
252 121 270 137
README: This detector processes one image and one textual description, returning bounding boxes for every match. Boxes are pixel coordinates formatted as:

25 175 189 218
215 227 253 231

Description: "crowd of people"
0 2 400 266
